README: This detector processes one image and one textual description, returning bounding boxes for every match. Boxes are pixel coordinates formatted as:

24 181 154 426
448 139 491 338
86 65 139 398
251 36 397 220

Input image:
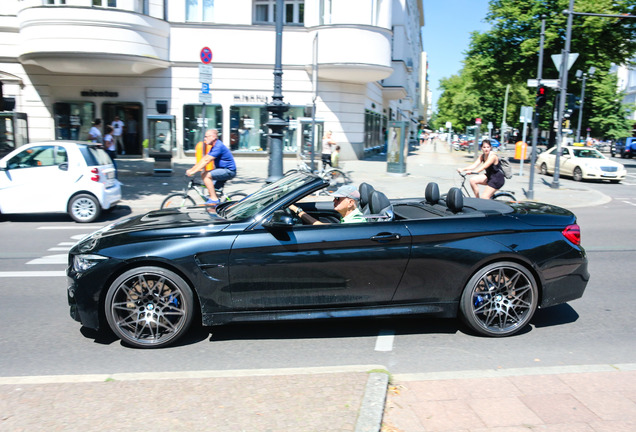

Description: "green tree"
434 0 636 139
587 71 635 140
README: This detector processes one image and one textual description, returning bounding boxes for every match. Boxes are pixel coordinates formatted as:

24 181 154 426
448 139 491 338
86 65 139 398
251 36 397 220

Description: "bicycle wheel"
161 194 196 209
227 192 247 201
492 191 516 201
322 168 349 193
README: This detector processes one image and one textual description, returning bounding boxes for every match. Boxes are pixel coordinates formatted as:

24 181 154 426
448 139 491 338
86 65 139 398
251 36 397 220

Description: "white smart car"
0 141 121 222
536 145 626 183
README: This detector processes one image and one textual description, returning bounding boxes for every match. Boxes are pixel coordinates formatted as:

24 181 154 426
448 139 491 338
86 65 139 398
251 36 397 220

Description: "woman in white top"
88 119 103 144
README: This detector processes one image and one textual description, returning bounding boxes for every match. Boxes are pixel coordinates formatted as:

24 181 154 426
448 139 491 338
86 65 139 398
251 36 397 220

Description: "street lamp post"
266 0 288 183
575 66 595 144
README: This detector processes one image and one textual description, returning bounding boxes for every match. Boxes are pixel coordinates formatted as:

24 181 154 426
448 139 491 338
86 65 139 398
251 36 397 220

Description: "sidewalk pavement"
2 143 626 432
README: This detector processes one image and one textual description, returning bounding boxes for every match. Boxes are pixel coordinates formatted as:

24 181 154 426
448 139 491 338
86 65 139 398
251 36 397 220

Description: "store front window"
364 109 386 152
183 104 223 153
283 106 307 153
53 102 95 141
229 105 269 152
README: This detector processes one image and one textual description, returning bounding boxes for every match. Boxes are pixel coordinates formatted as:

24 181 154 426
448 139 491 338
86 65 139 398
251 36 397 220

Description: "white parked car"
0 141 121 222
536 145 626 183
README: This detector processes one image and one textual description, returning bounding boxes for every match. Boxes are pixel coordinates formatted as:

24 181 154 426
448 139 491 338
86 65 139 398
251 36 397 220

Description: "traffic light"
535 85 547 109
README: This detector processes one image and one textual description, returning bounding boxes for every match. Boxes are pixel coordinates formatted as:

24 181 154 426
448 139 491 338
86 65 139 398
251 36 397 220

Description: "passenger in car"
289 184 366 225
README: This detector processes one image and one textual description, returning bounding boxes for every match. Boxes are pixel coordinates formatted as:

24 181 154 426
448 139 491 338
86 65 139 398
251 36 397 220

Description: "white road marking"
37 226 103 230
374 329 395 352
58 242 76 246
0 271 66 278
48 247 72 251
622 201 636 206
26 254 67 265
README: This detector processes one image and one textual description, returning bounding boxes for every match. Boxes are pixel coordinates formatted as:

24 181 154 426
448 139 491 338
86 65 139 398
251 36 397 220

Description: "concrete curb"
355 372 390 432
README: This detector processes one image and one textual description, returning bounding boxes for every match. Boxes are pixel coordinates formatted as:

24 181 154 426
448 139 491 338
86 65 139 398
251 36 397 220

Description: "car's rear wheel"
460 262 538 337
105 266 194 349
540 163 548 175
68 193 101 223
572 167 583 182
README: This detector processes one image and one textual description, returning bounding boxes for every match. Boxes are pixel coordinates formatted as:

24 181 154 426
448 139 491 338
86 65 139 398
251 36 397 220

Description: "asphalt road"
0 154 635 378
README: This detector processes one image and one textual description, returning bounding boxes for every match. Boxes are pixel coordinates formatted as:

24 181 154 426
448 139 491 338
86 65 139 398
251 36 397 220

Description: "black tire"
540 163 548 176
460 261 538 337
572 167 583 182
161 194 196 209
322 168 349 193
104 266 195 349
492 192 516 201
68 193 101 223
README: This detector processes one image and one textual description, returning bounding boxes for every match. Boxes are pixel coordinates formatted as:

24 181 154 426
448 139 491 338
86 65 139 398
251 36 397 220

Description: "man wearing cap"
289 184 366 225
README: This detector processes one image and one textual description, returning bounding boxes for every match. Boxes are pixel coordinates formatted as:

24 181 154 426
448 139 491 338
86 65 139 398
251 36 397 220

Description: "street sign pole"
527 18 546 200
553 0 575 189
199 48 213 144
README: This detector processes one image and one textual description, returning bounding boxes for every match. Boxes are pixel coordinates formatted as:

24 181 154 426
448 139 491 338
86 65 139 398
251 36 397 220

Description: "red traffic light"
535 85 547 108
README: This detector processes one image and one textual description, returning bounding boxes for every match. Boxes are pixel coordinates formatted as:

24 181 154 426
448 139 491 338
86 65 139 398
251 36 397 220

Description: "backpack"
499 157 513 179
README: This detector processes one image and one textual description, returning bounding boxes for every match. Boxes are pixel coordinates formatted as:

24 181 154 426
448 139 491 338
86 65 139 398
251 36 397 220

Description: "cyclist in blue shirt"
186 129 237 205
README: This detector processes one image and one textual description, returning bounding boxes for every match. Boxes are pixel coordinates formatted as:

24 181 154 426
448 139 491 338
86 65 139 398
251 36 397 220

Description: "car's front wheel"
68 193 101 223
460 262 538 337
540 163 548 175
105 266 195 349
572 166 583 182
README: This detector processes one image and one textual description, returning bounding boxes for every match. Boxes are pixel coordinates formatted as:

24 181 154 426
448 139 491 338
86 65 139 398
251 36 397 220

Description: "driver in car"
289 184 366 225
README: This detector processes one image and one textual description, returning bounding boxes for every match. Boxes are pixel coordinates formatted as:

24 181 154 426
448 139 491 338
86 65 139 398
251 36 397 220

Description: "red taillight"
562 224 581 246
91 167 100 182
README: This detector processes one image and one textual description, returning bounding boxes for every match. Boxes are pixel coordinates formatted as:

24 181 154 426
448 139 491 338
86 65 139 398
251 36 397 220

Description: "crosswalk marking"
37 226 102 230
26 254 67 265
48 247 72 251
0 271 66 278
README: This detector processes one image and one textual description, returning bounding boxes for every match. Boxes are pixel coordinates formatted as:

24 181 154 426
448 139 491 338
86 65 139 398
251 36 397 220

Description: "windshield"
572 148 604 159
220 172 319 221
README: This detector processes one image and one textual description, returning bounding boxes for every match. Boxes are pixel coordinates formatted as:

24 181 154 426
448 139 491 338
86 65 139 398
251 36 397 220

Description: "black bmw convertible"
67 172 589 348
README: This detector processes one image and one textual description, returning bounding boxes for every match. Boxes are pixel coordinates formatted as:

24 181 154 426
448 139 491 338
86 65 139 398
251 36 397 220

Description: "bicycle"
284 155 352 193
457 172 516 201
161 176 247 209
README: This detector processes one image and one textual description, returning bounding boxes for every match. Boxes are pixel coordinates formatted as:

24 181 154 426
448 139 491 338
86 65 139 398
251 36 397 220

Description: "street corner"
518 179 612 209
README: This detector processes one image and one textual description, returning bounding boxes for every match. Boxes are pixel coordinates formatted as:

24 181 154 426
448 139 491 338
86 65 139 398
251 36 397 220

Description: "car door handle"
371 233 401 242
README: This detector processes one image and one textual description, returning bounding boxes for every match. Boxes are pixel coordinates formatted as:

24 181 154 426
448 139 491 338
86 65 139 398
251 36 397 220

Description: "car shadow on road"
531 303 579 328
201 316 463 343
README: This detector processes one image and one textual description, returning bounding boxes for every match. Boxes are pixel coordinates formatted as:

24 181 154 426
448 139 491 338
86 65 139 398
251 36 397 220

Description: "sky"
421 0 493 111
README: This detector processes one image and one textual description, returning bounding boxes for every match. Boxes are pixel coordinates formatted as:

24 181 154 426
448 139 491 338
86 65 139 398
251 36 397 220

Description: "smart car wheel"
540 163 548 175
573 167 583 182
460 262 538 337
68 193 101 223
105 266 194 349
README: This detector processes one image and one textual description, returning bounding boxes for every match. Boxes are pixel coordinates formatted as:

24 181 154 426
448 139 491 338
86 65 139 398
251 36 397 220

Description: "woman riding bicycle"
457 139 505 199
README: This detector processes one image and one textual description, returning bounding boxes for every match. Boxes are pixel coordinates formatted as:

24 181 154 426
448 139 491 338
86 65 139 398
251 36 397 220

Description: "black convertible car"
67 172 589 348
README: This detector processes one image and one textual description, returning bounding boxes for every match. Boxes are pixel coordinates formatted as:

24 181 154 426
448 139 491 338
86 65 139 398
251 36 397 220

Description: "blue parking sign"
201 83 210 94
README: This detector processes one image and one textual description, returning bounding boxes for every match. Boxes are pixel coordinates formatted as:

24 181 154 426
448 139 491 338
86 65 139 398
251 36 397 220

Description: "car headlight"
73 254 108 273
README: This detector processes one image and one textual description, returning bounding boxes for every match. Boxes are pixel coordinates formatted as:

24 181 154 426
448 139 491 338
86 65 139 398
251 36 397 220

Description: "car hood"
98 207 231 237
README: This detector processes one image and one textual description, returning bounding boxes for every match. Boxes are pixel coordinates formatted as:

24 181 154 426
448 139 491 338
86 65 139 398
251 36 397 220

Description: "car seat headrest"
425 182 440 204
446 187 464 213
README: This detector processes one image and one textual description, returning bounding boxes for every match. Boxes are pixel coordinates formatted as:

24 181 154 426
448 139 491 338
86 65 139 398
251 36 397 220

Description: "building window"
319 0 331 25
93 0 117 7
183 104 223 153
53 102 95 141
254 0 304 25
229 106 270 152
186 0 214 22
364 110 386 151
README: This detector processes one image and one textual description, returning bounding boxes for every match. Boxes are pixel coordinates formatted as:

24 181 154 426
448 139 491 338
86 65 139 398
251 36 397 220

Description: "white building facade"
0 0 424 159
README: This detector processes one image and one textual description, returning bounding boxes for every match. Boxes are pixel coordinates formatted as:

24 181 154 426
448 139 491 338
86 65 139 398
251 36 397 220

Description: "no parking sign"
200 47 212 64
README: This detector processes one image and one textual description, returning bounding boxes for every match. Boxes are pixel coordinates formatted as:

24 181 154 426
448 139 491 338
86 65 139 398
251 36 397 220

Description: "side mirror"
263 210 295 228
